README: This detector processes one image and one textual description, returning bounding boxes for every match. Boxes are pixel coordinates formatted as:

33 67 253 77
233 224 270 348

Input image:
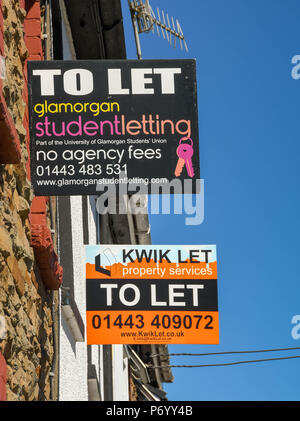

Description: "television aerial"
128 0 188 59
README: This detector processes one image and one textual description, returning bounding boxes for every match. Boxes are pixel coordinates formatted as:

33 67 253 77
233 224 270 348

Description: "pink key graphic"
174 138 194 177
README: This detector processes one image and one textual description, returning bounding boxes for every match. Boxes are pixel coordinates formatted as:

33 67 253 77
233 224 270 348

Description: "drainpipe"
49 195 58 401
49 290 57 400
100 214 114 401
45 1 58 400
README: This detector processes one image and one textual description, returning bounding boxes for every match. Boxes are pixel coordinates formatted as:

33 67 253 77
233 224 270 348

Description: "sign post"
86 245 219 345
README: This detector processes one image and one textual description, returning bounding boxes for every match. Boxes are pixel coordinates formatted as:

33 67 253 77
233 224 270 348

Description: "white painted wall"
59 196 88 401
112 345 129 401
58 9 130 400
58 15 93 402
58 196 129 401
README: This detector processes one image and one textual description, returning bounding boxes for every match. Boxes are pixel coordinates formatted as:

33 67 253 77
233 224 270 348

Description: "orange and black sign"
86 245 219 345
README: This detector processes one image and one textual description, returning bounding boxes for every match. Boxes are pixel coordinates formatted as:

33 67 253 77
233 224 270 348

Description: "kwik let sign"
86 245 219 345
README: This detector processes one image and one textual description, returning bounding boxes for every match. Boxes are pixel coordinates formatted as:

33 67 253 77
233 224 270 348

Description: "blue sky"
120 0 300 401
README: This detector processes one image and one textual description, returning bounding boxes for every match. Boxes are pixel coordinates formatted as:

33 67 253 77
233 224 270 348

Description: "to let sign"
28 59 200 195
86 245 219 345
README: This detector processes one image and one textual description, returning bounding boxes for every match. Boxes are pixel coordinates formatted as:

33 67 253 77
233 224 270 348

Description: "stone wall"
0 0 55 401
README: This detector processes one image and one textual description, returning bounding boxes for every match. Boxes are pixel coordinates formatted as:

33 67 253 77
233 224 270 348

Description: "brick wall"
23 0 62 291
0 1 22 164
23 0 43 175
0 353 6 401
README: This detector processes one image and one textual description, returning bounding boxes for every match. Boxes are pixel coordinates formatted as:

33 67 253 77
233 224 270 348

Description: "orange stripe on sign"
86 260 217 280
86 310 219 345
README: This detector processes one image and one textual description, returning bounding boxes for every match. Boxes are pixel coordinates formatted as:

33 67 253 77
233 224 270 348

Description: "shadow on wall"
61 311 77 357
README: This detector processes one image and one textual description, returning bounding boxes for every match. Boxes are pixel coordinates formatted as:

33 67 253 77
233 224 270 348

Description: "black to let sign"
28 60 200 195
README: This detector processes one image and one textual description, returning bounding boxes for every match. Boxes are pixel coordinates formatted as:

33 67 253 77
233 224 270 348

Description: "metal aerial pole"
128 0 188 59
